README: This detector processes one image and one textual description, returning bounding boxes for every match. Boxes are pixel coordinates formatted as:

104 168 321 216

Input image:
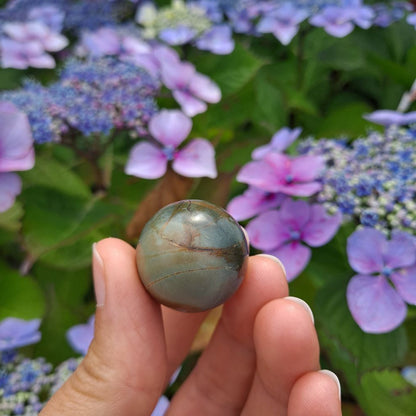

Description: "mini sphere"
136 199 249 312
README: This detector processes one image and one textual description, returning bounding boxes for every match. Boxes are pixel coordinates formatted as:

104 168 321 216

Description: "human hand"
40 238 342 416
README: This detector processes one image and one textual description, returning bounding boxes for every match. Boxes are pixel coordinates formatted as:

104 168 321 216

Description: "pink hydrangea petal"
161 61 195 90
236 160 280 192
189 73 221 104
0 172 22 212
122 36 151 55
347 274 407 333
291 155 325 182
270 242 311 281
252 127 302 159
42 32 68 52
274 181 322 196
149 110 192 147
303 205 342 247
0 102 34 167
172 138 217 178
82 28 120 56
384 230 416 269
173 90 207 117
29 53 56 68
125 142 167 179
390 266 416 305
246 210 289 251
279 198 311 231
347 228 385 274
263 152 292 179
226 188 285 221
152 45 180 69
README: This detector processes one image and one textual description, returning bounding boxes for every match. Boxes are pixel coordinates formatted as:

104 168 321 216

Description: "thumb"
41 238 168 416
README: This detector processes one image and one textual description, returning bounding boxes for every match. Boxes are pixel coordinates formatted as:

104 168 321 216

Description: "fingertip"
288 371 342 416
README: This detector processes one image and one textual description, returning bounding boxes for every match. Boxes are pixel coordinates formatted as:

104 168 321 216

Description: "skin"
40 237 342 416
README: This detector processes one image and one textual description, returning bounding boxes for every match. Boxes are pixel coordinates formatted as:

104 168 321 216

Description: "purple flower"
125 110 217 179
407 13 416 28
252 127 302 160
0 101 35 173
80 27 121 57
0 173 22 212
257 3 309 45
347 228 416 333
237 153 324 196
247 199 342 281
227 187 286 221
28 5 65 32
159 59 221 117
151 396 170 416
3 21 68 52
159 25 197 45
0 38 55 69
0 318 41 351
195 24 234 54
364 110 416 126
66 315 95 355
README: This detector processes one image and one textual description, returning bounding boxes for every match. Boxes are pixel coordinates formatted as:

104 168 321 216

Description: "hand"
40 237 342 416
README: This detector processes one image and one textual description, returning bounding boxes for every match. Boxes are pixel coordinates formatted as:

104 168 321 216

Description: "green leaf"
316 102 373 138
0 262 45 320
0 202 23 232
253 70 286 132
20 154 91 198
196 42 264 97
315 280 408 377
357 370 416 416
21 187 115 261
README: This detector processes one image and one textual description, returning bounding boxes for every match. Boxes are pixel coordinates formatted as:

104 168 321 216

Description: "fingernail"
92 243 105 307
284 296 314 324
319 369 341 400
255 254 287 279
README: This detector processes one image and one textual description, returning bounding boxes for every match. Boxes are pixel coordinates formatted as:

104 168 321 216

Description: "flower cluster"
188 0 412 45
137 0 234 54
298 126 416 235
0 2 69 69
0 102 35 212
228 126 342 281
1 57 159 143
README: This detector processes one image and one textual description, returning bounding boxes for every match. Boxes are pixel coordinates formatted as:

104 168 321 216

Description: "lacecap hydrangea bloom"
0 102 35 212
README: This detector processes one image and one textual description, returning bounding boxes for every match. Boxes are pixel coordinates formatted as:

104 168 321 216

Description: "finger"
288 370 342 416
241 297 320 416
167 255 288 415
162 306 209 375
41 238 167 416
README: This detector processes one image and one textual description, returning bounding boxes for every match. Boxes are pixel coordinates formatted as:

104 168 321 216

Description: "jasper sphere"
136 199 249 312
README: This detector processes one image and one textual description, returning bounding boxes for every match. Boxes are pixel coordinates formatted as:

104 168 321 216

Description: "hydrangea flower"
237 153 324 196
1 21 68 69
402 366 416 387
251 127 302 160
346 228 416 333
66 315 95 355
194 24 234 54
27 4 65 32
298 126 416 234
227 187 286 221
158 55 221 117
125 110 217 179
0 101 35 211
363 110 416 126
0 318 41 351
257 2 309 45
247 199 342 280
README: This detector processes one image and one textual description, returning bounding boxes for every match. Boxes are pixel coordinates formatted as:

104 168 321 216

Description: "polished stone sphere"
136 199 249 312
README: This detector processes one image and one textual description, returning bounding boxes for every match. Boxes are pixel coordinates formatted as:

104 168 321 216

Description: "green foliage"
0 262 45 320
